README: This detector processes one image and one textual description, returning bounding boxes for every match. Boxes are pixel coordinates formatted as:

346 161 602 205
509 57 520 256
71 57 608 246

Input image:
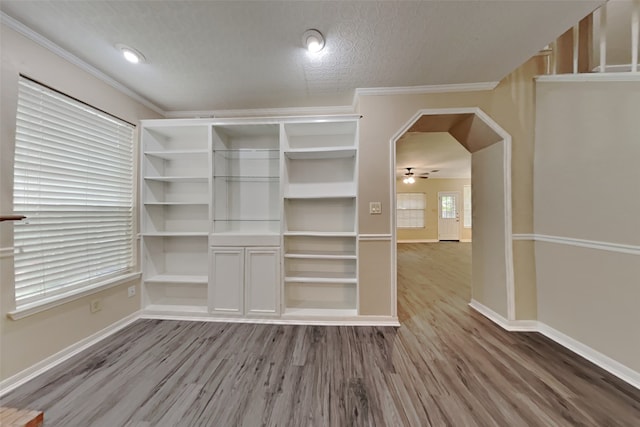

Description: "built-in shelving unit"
281 120 359 317
141 122 211 313
140 116 360 321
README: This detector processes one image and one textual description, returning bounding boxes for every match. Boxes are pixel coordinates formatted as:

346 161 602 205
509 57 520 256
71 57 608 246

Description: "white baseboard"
140 312 400 327
469 300 640 390
0 311 141 397
536 323 640 390
460 239 472 243
397 239 438 243
468 300 538 331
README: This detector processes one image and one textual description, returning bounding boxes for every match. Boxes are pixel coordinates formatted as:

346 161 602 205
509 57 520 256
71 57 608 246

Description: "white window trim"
7 271 141 320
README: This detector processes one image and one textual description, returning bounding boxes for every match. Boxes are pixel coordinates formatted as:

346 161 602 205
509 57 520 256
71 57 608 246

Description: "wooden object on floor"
2 243 639 426
0 215 26 222
0 407 43 427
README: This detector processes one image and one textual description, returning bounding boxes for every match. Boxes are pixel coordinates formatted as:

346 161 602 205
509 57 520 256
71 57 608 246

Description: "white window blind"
463 185 472 228
12 77 135 308
397 193 425 228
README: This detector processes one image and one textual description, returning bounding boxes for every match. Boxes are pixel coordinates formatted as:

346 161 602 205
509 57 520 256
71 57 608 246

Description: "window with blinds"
12 76 135 308
397 193 425 228
463 185 472 228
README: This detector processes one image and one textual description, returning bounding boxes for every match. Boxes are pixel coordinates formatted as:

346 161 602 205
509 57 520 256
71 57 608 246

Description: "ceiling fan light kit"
402 167 430 184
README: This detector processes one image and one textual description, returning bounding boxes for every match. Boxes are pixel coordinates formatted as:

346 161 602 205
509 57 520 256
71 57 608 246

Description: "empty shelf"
145 274 208 284
284 250 356 260
284 272 357 283
284 147 356 159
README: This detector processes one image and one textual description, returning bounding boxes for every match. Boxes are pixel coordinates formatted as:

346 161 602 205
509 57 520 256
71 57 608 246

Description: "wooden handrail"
0 215 27 222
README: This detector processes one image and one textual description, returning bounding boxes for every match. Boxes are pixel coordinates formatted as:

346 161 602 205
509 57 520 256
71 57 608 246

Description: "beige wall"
534 80 640 372
396 178 472 242
357 56 545 318
470 143 508 317
0 26 162 381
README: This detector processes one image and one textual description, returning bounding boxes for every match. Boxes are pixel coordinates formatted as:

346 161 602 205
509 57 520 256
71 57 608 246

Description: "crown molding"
164 104 356 119
1 11 166 116
355 81 499 97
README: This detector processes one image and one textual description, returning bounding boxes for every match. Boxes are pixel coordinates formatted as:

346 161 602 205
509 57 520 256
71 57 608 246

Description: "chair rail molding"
512 234 640 255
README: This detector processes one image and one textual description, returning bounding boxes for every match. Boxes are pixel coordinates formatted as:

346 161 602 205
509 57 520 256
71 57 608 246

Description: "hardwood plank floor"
2 243 639 426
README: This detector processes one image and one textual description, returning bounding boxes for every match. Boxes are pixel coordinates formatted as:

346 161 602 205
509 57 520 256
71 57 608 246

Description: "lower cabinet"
209 246 280 317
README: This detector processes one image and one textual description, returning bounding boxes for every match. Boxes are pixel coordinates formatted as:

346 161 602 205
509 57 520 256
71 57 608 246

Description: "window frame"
463 184 472 228
396 192 426 229
9 76 139 317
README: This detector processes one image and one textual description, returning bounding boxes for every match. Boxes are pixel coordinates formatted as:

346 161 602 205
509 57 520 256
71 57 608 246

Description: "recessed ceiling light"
303 29 325 53
116 43 145 64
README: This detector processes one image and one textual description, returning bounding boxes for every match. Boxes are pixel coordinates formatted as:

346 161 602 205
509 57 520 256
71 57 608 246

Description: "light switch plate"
369 202 382 215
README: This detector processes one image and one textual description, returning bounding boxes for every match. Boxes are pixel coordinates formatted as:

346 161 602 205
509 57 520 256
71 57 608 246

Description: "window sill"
7 272 141 321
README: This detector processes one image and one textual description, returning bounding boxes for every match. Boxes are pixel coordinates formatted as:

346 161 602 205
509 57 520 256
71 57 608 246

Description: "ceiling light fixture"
116 43 145 64
303 29 325 53
403 168 416 184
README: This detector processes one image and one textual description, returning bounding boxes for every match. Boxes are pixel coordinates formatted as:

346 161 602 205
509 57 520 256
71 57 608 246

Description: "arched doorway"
391 108 515 320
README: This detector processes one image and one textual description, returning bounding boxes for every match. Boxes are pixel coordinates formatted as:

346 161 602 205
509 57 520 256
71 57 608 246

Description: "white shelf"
145 274 208 284
214 176 279 180
284 192 355 199
144 176 208 182
142 122 211 315
143 125 209 151
144 149 209 159
284 147 356 159
284 251 356 260
210 233 280 247
283 231 356 237
284 272 357 283
143 232 209 237
143 202 209 206
283 121 357 150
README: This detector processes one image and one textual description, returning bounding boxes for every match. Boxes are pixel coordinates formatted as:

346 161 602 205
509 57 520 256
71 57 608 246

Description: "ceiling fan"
402 167 429 184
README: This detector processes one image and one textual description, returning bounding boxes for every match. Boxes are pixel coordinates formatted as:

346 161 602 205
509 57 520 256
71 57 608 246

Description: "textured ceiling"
0 0 602 112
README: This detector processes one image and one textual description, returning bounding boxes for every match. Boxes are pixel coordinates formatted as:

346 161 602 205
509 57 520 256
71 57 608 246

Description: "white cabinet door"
209 247 244 315
245 247 280 317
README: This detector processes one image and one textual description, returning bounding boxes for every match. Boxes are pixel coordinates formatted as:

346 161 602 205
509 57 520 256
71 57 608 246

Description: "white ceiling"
0 0 602 112
396 132 470 180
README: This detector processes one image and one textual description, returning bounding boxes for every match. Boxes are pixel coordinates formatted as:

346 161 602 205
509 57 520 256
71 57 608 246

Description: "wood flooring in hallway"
2 243 639 426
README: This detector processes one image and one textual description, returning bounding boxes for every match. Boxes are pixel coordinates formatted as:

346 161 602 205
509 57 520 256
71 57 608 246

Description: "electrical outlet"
128 285 136 298
90 299 102 313
369 202 382 215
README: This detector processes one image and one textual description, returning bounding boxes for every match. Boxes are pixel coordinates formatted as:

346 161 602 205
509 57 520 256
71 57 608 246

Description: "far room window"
12 76 136 309
440 194 457 219
397 193 425 228
463 184 472 228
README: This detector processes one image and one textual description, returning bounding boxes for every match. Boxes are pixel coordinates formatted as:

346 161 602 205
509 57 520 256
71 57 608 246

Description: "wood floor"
2 243 639 426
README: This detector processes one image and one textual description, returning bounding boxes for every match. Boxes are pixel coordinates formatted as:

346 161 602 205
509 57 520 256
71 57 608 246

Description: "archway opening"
391 108 514 321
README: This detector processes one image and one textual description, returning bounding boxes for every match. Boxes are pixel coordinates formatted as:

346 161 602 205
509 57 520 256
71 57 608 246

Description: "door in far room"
438 191 460 241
